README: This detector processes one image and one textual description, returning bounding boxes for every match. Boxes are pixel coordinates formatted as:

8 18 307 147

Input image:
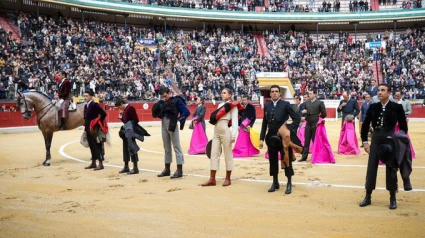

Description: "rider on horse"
57 71 71 130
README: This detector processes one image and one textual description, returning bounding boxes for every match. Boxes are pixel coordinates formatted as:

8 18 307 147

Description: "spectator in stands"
0 104 7 112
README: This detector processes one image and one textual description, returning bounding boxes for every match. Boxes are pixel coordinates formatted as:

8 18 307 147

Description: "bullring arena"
0 113 424 237
1 0 425 236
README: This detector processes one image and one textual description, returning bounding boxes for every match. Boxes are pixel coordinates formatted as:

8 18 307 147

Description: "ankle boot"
157 163 171 177
389 191 397 209
285 176 292 194
94 160 104 170
268 175 280 192
222 170 232 186
119 162 130 173
170 164 183 179
359 190 372 207
85 160 97 169
201 170 217 186
128 161 139 175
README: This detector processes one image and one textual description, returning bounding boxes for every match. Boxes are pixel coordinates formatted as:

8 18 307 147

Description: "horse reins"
19 93 55 126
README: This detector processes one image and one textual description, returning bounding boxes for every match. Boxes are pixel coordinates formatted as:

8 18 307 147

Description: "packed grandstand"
0 0 424 106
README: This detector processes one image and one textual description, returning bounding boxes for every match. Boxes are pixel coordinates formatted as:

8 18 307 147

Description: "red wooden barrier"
1 102 424 128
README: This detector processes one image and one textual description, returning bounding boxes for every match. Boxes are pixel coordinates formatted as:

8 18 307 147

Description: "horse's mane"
23 90 53 101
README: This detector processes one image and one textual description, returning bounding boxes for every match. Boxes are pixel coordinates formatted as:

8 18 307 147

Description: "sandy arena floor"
0 121 424 238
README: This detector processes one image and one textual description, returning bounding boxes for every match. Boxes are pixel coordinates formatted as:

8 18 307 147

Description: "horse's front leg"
42 131 54 166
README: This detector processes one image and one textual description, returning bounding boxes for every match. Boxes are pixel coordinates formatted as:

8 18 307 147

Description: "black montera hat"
377 138 397 167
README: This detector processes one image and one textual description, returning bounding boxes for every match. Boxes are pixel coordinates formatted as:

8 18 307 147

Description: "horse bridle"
17 92 54 121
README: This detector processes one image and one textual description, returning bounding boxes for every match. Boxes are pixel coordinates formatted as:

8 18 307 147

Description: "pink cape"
233 125 260 158
188 122 208 155
338 120 360 155
296 121 313 154
311 118 336 164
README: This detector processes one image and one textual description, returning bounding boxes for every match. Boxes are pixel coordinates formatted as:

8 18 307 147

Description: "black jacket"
260 100 301 141
361 100 407 142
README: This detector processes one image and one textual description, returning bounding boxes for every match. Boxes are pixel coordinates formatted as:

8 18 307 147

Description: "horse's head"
16 92 33 120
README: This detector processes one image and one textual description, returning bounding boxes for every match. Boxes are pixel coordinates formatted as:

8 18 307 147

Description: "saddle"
55 99 77 112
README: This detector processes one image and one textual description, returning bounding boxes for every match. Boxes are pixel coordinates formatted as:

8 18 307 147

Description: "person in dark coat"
240 94 256 129
156 87 190 179
260 85 301 194
337 91 360 127
84 89 107 170
360 83 408 210
57 71 71 130
193 97 206 131
299 89 327 162
115 97 141 175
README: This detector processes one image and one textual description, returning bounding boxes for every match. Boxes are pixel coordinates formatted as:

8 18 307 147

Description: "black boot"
170 164 183 179
119 161 130 173
128 162 139 175
285 176 292 194
298 149 308 162
359 190 372 207
59 118 67 130
128 155 139 174
389 191 397 210
268 175 280 192
157 163 171 177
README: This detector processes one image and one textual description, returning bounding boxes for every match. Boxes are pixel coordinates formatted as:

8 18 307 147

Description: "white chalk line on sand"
59 140 425 192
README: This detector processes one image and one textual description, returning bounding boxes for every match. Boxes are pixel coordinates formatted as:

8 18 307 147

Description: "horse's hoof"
42 162 50 166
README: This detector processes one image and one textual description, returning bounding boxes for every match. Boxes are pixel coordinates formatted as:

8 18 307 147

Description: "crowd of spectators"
1 11 425 105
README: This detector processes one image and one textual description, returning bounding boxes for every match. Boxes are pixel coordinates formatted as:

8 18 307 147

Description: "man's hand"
301 117 306 122
340 102 347 108
301 109 307 114
231 138 235 143
363 143 370 154
259 140 264 149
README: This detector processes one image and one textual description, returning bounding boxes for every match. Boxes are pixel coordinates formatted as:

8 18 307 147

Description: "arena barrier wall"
0 101 344 128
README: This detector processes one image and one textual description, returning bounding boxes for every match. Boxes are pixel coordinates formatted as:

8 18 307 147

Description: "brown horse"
16 90 85 166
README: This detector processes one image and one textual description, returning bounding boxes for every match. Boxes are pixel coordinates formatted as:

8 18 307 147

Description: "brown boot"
222 170 232 186
85 160 97 169
94 160 104 170
201 170 217 186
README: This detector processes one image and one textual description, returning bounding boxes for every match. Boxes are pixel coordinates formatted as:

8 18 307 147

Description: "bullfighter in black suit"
260 85 301 194
83 89 107 170
299 89 327 162
360 84 408 210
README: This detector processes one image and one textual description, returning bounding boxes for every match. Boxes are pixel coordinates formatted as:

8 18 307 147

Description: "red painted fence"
0 102 423 128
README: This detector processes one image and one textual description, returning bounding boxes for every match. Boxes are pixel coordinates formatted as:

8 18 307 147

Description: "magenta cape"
311 118 336 164
395 120 416 159
297 121 313 154
233 127 260 158
338 120 360 155
188 122 208 155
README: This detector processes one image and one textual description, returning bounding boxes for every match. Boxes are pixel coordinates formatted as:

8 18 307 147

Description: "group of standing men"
57 71 411 210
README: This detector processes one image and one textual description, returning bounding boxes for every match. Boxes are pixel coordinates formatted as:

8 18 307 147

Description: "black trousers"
365 131 398 191
86 131 104 161
302 119 318 158
265 125 294 177
122 137 139 163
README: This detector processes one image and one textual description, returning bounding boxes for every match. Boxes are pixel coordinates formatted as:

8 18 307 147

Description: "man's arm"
176 98 190 119
197 106 206 122
352 99 360 117
319 101 327 118
247 104 256 127
360 104 372 142
260 105 268 142
396 104 408 134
